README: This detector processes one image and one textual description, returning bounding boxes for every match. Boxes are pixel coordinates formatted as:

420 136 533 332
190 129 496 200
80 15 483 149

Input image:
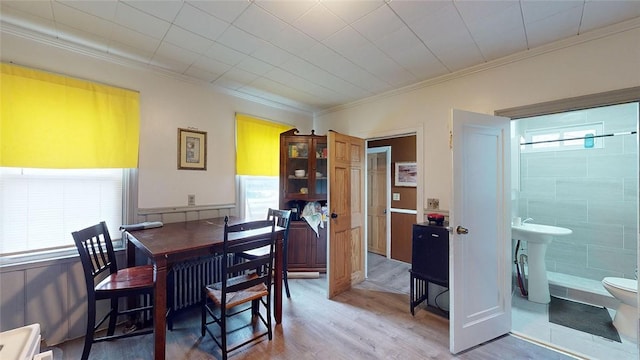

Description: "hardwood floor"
46 254 576 360
364 252 411 294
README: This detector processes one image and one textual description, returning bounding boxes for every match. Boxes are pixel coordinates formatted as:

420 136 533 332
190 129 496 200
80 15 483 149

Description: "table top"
125 217 282 261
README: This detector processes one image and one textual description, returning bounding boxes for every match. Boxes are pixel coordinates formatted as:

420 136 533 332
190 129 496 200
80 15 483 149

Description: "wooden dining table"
123 216 284 360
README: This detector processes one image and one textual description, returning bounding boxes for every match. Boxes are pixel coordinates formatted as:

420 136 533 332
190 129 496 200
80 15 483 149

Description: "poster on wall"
178 128 207 170
395 162 417 187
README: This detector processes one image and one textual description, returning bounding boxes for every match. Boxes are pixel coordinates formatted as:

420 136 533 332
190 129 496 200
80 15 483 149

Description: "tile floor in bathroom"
512 273 639 360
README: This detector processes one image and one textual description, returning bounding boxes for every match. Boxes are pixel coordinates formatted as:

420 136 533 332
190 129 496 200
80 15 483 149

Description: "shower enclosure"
512 102 638 284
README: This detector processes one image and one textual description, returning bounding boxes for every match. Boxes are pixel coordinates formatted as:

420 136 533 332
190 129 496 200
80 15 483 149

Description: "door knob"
330 213 338 219
456 226 469 234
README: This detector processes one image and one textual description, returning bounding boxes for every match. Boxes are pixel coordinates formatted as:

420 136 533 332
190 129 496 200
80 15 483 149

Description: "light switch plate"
393 193 400 201
188 194 195 206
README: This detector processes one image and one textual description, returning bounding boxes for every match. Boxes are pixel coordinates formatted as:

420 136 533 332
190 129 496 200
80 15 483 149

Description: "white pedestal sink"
512 223 572 304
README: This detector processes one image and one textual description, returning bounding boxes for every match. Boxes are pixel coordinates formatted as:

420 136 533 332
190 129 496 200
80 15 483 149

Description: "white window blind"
237 176 279 221
0 168 123 256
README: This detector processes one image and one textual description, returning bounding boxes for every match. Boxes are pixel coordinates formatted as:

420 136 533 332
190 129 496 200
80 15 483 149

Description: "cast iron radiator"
168 254 235 311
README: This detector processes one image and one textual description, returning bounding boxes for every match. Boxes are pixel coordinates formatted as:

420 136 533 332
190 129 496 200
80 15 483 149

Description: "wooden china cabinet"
279 129 327 272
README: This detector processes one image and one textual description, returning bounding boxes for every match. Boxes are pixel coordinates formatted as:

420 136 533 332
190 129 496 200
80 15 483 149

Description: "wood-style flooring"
45 253 577 360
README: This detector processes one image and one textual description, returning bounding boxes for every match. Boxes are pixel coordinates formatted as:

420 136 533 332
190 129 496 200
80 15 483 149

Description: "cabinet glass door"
313 140 327 196
286 140 309 197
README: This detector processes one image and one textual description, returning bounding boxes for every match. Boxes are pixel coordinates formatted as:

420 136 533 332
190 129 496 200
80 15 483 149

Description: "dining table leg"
125 235 166 359
153 259 168 360
274 235 283 324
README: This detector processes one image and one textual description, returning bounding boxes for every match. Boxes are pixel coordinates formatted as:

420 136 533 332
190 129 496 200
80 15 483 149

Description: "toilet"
602 277 638 341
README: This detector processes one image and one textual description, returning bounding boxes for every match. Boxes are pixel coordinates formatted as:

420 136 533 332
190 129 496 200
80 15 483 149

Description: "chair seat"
241 245 270 257
95 265 154 293
206 274 268 309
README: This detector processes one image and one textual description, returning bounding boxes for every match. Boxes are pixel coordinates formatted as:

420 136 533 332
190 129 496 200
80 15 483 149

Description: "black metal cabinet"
410 222 449 316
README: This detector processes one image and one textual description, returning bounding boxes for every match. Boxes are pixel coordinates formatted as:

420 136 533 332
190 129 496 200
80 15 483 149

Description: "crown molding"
317 17 640 117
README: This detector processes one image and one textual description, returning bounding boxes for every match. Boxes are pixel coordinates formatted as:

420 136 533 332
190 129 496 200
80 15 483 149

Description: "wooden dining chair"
72 221 155 360
238 208 292 297
201 216 276 360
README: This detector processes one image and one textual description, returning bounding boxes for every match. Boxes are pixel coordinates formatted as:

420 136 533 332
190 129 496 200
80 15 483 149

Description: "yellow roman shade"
0 63 140 168
236 114 293 176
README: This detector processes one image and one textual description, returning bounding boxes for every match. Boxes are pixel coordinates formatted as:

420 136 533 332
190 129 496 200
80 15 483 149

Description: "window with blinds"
0 168 124 258
235 114 293 220
0 63 139 262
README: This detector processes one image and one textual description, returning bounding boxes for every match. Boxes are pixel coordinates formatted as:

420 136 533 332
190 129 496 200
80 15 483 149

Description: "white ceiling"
2 0 640 114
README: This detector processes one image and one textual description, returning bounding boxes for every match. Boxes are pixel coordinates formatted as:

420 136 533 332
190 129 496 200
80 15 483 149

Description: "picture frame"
395 161 417 187
178 128 207 170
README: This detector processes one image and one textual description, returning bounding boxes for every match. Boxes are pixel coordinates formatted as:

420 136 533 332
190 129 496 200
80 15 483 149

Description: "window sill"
0 245 125 272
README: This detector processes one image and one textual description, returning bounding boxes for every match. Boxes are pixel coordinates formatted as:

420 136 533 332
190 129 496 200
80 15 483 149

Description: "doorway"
367 135 417 265
497 88 640 359
364 134 417 302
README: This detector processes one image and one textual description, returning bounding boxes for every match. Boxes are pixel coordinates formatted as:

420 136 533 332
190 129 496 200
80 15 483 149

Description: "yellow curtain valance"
236 113 293 176
0 63 140 168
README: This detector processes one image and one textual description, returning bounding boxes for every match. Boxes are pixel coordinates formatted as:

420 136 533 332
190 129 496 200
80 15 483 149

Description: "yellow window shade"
1 63 140 168
236 114 293 176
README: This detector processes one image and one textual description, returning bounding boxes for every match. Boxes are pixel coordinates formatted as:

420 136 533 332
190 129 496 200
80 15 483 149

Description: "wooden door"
328 131 365 298
367 149 389 256
450 109 511 353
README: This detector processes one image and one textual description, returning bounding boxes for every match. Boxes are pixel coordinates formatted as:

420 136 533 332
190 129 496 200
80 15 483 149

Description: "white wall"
315 27 640 212
0 31 314 209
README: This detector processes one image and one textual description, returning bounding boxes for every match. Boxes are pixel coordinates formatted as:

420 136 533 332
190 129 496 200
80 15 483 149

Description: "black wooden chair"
201 216 276 360
72 221 155 360
238 208 292 297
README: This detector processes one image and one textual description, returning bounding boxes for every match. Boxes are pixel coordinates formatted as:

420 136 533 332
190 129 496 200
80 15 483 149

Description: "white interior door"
450 109 511 353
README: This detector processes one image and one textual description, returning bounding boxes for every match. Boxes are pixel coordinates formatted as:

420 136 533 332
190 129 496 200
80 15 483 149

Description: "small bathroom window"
521 122 604 153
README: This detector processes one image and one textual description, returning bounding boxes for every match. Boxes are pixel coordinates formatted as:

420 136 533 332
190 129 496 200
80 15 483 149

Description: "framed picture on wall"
395 162 417 187
178 128 207 170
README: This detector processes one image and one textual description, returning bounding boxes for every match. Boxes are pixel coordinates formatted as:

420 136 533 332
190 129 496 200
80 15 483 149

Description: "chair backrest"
267 208 291 239
72 222 118 288
222 217 276 296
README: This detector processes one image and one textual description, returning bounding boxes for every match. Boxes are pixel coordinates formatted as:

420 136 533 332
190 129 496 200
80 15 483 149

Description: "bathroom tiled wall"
517 103 638 281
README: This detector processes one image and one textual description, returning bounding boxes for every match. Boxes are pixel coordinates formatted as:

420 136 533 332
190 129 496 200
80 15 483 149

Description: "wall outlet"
427 198 439 210
393 193 400 201
188 194 195 206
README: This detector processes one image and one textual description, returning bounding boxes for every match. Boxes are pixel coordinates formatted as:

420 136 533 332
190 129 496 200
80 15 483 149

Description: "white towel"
301 202 324 237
